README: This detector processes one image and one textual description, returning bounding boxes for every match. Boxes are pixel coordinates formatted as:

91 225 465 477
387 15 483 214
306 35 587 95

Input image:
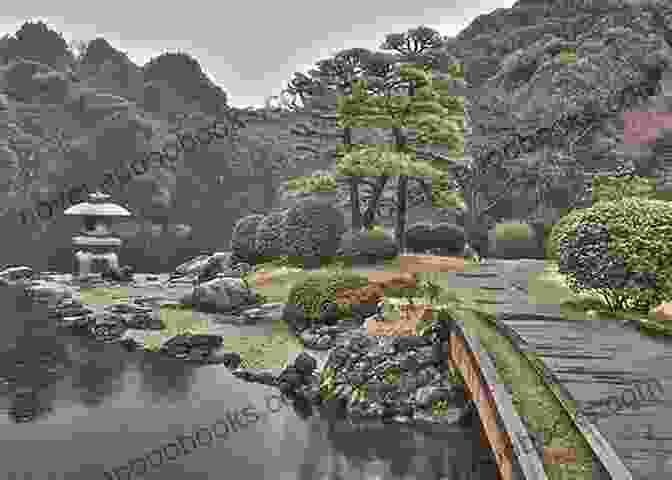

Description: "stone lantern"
64 191 132 279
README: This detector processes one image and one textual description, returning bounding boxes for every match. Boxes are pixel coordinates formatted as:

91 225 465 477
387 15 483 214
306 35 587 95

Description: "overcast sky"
2 0 515 109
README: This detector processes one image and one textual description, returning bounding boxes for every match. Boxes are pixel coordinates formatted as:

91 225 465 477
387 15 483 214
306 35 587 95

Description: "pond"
0 285 496 480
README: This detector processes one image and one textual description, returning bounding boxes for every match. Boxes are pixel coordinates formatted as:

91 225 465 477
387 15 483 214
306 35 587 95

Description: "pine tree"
334 63 464 251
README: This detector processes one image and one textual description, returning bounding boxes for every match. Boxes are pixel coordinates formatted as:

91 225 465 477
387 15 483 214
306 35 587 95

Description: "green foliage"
547 209 590 261
283 199 346 268
490 220 539 260
351 383 368 403
255 211 287 260
287 269 369 320
406 222 434 253
431 399 451 417
337 228 398 264
553 198 672 311
4 21 71 68
591 175 656 204
494 220 535 242
429 223 466 255
285 170 337 193
319 367 337 401
382 366 402 385
230 214 265 263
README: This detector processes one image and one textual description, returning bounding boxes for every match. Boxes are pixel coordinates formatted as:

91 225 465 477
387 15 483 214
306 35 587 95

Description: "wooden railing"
447 318 549 480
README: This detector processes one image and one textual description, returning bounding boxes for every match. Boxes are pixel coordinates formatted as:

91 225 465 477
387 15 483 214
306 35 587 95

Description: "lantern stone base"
74 251 119 279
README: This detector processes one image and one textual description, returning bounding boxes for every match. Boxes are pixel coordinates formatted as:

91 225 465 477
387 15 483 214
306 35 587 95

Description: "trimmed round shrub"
32 70 69 104
489 220 539 259
255 210 287 261
230 214 265 263
553 198 672 312
546 209 588 261
287 270 370 321
428 223 466 255
406 222 434 253
282 198 346 268
338 228 399 265
4 59 47 101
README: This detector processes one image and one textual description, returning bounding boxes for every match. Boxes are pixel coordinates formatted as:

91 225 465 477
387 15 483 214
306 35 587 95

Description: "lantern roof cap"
63 191 132 217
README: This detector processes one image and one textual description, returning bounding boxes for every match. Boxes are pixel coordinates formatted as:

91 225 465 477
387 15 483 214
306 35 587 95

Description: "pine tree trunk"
344 126 362 230
396 175 408 252
393 126 408 252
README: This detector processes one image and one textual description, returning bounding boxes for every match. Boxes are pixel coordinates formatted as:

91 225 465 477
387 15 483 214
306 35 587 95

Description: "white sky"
1 0 516 108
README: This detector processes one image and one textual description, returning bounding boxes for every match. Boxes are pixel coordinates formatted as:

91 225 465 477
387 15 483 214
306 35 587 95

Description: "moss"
351 384 368 403
382 367 402 385
431 399 451 417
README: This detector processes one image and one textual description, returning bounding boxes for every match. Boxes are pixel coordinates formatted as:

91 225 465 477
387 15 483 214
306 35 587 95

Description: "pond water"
0 286 496 480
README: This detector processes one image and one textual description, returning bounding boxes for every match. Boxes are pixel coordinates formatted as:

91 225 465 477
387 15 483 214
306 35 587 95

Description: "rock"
294 352 317 376
89 312 127 341
0 266 34 286
207 349 242 369
101 265 134 283
25 281 76 305
650 302 672 322
181 277 257 314
350 303 380 324
173 252 233 281
124 312 165 330
159 334 224 360
240 303 285 324
282 304 310 332
318 302 340 326
414 385 463 408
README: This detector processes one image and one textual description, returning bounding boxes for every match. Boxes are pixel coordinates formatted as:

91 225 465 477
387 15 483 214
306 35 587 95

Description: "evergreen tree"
336 63 464 251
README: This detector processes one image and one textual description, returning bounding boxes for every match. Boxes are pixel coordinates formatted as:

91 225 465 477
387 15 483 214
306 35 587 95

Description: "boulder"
172 252 232 280
240 303 285 324
282 303 309 333
180 277 257 314
0 266 34 286
25 281 76 305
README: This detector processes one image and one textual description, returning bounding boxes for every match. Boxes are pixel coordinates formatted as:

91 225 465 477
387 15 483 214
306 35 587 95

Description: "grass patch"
221 318 303 371
78 287 132 305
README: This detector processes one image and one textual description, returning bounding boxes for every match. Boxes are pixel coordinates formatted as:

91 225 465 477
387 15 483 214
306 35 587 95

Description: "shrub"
489 220 539 259
555 198 672 312
3 59 46 101
406 222 434 253
255 211 287 261
282 199 346 268
429 223 466 255
546 208 589 261
230 214 265 264
287 270 369 321
32 70 69 104
591 175 656 204
338 228 399 265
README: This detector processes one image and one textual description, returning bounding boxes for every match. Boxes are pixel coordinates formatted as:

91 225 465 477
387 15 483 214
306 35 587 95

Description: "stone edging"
482 310 634 480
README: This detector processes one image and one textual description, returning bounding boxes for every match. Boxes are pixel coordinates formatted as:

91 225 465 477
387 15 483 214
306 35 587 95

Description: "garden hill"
3 2 672 270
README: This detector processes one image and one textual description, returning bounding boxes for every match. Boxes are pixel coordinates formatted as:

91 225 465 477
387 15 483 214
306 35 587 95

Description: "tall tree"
5 21 72 69
335 63 464 251
283 48 398 229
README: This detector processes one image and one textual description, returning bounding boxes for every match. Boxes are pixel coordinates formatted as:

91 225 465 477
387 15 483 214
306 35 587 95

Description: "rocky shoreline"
1 264 473 428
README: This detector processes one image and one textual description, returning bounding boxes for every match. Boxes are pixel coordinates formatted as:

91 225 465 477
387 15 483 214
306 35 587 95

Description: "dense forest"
2 0 672 271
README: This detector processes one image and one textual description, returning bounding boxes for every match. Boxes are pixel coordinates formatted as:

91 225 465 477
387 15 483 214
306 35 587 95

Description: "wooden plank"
449 319 549 480
485 310 633 480
451 333 514 480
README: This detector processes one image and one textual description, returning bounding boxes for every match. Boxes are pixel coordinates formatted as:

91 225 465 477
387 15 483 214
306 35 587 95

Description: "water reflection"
0 286 493 479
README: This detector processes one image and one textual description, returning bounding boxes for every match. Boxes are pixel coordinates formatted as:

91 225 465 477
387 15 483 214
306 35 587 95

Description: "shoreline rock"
232 313 472 429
